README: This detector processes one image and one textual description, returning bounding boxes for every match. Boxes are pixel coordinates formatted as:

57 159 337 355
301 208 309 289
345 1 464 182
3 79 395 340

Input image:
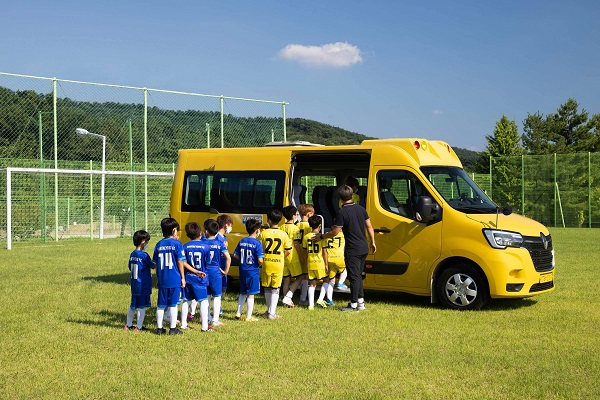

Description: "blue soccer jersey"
183 239 209 286
216 232 228 270
152 237 186 289
202 237 228 270
234 236 264 273
129 249 154 296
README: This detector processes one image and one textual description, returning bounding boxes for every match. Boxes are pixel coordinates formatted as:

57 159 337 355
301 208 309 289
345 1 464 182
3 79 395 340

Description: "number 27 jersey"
258 228 292 273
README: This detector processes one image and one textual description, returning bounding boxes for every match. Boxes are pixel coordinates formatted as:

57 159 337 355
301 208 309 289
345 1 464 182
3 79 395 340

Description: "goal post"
4 167 174 250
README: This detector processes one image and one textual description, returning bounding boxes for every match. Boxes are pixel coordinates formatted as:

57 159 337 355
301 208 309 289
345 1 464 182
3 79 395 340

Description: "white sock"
318 282 329 302
308 286 315 307
200 299 209 331
285 290 294 299
156 308 165 329
180 301 189 329
137 308 146 329
126 308 135 327
190 299 197 315
358 297 364 304
339 269 348 285
270 288 280 315
264 289 272 314
327 281 334 301
246 297 255 319
351 302 358 308
169 306 178 329
212 296 222 323
237 294 247 314
300 280 308 301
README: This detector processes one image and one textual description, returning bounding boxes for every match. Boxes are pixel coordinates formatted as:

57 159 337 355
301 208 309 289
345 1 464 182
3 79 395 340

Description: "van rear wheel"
437 264 488 310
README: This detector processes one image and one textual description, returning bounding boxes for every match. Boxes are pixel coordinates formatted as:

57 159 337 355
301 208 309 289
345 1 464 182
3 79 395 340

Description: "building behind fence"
1 72 599 248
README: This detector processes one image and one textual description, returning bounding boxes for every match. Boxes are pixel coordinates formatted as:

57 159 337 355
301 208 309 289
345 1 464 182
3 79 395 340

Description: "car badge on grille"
540 233 548 250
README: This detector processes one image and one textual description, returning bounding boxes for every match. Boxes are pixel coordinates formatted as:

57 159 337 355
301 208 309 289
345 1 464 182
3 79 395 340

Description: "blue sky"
1 1 599 150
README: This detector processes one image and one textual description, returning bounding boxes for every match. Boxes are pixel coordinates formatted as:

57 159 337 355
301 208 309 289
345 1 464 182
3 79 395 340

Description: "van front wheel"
437 265 488 310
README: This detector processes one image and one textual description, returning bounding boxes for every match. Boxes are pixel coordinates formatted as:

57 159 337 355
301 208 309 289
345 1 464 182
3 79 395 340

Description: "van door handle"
374 227 391 233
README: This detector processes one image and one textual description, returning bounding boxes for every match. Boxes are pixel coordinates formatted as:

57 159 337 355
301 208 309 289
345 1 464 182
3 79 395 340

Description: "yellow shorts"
283 260 303 278
328 260 346 279
261 269 283 288
308 268 327 281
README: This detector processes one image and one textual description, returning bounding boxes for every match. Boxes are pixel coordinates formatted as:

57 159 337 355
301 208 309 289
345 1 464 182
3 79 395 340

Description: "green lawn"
0 228 598 399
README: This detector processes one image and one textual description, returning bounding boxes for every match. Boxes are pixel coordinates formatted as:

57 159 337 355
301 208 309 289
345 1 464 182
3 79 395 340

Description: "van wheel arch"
432 259 490 310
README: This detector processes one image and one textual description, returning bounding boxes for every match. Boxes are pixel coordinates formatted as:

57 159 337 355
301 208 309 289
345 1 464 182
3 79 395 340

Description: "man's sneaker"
134 326 148 332
282 296 295 308
124 325 133 331
261 311 270 318
316 299 327 308
202 327 215 333
169 328 183 335
245 316 259 322
212 320 225 327
357 302 366 311
339 303 358 312
187 313 195 321
268 313 282 320
156 327 167 335
325 299 335 306
335 283 348 289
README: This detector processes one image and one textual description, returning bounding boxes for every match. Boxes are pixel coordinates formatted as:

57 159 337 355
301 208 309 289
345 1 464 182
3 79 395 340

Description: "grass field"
0 228 598 399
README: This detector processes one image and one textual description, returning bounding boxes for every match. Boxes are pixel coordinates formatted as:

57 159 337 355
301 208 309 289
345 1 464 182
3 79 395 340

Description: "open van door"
366 166 442 294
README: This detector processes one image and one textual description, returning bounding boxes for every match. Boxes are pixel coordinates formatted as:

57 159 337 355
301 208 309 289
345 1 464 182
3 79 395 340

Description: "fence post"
489 155 492 199
7 168 12 250
589 151 592 228
143 88 148 230
206 123 211 149
282 102 287 142
38 111 46 243
53 77 59 242
129 118 136 231
521 154 525 215
554 153 557 228
220 96 224 148
90 160 94 240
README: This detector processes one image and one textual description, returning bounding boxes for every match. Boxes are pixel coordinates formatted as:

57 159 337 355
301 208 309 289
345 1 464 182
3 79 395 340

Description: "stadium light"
75 128 106 239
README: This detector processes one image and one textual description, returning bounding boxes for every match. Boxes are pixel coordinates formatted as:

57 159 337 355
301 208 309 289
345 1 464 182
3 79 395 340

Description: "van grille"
521 235 554 272
530 281 554 292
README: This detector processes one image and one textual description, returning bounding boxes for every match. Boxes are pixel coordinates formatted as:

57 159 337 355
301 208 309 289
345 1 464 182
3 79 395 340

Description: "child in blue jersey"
202 218 231 327
215 214 233 316
233 219 264 322
125 230 155 332
153 217 190 335
182 222 212 332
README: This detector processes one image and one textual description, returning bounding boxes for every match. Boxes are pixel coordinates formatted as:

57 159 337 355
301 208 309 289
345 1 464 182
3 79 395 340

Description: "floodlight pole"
75 128 106 239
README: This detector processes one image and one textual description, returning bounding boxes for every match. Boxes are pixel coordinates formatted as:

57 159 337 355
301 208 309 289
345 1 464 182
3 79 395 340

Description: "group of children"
125 203 349 335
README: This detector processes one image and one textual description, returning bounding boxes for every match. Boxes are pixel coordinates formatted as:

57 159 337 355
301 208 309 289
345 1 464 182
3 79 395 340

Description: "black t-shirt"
334 202 369 256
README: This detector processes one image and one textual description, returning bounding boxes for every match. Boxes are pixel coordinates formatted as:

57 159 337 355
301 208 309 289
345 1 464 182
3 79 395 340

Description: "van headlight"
483 229 523 249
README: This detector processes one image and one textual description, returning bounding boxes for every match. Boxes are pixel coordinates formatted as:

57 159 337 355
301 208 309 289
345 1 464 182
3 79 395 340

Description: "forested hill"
287 118 479 171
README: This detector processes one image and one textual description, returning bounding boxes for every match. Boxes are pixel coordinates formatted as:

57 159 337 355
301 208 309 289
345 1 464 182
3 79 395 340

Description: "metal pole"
144 88 148 230
90 160 94 240
7 168 12 250
521 155 525 215
38 111 46 242
206 123 210 149
589 152 592 228
282 102 287 142
489 155 492 200
53 78 58 242
100 135 105 239
271 128 274 142
554 153 557 228
129 118 136 231
220 96 224 148
67 197 70 232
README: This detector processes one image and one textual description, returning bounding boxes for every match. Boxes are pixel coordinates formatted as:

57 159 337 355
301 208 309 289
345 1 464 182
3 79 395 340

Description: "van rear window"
181 171 286 214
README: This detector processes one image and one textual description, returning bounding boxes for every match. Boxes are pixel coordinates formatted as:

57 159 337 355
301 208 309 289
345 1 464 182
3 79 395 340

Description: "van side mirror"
415 196 439 223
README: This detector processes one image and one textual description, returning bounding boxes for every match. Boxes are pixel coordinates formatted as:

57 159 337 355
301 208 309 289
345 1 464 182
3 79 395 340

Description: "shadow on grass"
82 273 130 285
67 309 159 329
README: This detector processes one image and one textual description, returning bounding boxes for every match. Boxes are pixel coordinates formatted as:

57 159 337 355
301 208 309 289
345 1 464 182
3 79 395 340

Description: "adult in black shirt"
319 185 376 311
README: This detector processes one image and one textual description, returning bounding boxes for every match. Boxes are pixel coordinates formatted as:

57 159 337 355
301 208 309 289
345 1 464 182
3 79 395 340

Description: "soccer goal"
3 167 174 250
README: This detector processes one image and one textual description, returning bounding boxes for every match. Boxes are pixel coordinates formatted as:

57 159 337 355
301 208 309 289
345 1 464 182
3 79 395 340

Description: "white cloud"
277 42 363 68
433 109 444 115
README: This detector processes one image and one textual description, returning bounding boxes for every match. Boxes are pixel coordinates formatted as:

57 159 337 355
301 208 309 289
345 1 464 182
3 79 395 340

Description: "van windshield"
421 166 498 214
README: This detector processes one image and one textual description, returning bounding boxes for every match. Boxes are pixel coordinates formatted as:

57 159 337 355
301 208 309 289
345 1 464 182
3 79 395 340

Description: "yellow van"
170 139 555 310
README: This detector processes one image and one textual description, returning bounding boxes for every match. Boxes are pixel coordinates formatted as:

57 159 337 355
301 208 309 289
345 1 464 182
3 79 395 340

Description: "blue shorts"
206 268 222 297
240 270 260 295
129 294 151 309
221 274 228 291
185 281 208 302
157 287 182 308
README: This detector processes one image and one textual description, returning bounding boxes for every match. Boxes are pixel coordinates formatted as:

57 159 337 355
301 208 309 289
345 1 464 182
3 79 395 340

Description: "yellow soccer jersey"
302 232 328 271
258 228 292 274
280 223 301 264
296 220 312 243
326 231 345 268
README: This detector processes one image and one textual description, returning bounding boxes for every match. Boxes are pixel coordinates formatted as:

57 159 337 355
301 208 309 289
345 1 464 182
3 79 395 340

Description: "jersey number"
188 251 203 270
130 263 138 279
264 238 282 255
308 241 320 254
328 237 342 248
158 253 174 270
240 248 254 265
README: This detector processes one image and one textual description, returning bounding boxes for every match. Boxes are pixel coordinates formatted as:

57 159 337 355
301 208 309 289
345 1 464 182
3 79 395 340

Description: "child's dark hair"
337 185 353 202
282 205 298 221
245 218 262 234
160 217 180 237
217 214 233 228
204 218 220 236
308 215 322 230
133 230 150 247
267 208 283 225
345 176 359 189
185 222 202 240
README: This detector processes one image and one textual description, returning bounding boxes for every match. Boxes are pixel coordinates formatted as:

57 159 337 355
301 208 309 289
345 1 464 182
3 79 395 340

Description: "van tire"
436 264 489 310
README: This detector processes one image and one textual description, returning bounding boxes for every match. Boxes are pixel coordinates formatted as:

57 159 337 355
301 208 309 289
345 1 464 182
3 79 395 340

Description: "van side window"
181 171 285 214
377 171 430 220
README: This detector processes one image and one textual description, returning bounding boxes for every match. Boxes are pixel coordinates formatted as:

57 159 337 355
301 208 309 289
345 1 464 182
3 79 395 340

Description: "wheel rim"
444 273 478 307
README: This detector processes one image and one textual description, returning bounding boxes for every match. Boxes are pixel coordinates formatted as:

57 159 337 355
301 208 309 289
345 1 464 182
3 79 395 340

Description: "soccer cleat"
268 313 282 320
124 325 133 331
169 328 183 335
245 316 259 322
234 312 241 320
308 306 315 311
187 313 195 321
134 326 147 332
357 302 366 311
316 299 327 308
202 327 215 333
282 296 295 308
339 303 358 312
325 299 335 306
211 320 225 327
335 283 348 289
156 327 167 335
261 311 270 318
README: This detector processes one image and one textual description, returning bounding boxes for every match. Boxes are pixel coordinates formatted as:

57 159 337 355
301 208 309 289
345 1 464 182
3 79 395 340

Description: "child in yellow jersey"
296 204 315 306
325 229 346 305
258 208 292 319
338 176 360 208
280 206 304 308
301 215 330 310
